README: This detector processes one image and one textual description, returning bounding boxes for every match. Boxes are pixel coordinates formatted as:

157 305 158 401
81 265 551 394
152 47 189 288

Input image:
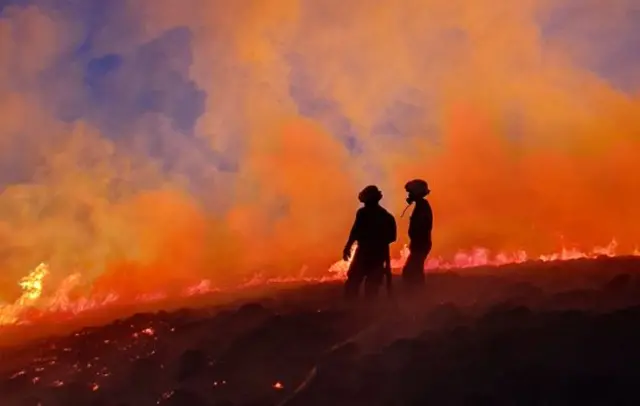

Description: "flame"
0 239 636 328
327 239 625 279
17 263 49 304
0 263 49 325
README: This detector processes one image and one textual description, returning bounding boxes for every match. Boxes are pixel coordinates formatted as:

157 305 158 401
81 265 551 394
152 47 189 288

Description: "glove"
343 246 352 262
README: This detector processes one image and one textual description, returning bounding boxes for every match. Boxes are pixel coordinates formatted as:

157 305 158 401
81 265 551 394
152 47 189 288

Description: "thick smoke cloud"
0 0 639 299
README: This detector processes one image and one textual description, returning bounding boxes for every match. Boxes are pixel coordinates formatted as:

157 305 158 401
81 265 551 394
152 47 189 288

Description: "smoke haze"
0 0 639 299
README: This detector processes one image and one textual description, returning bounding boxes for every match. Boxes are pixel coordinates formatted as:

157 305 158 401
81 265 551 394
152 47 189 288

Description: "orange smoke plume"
0 0 639 321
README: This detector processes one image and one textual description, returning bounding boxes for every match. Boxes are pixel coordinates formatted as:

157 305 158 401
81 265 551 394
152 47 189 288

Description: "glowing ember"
132 327 156 338
158 390 175 403
141 327 155 336
10 370 26 379
273 381 284 390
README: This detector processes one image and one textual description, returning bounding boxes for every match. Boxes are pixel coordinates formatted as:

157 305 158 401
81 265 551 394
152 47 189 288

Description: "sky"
0 0 639 297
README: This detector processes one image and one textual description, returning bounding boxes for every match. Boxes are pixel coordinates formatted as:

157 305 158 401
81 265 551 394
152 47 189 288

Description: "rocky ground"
2 256 640 406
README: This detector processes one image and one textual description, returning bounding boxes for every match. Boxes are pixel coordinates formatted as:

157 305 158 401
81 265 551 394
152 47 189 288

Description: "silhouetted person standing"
343 185 397 299
402 179 433 290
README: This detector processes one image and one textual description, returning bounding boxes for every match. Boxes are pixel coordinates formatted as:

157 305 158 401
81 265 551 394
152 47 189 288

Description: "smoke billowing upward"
0 0 639 299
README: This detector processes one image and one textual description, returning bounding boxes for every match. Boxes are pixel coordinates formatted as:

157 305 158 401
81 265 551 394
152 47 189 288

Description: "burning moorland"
4 254 640 405
0 239 634 335
1 0 640 404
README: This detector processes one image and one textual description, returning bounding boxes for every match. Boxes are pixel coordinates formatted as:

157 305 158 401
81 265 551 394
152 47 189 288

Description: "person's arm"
408 211 417 241
389 214 397 244
343 210 362 260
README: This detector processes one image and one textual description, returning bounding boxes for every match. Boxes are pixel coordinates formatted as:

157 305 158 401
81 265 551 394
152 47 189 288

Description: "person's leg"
364 266 384 299
401 253 420 287
402 244 431 290
344 255 365 299
412 250 428 286
416 241 432 286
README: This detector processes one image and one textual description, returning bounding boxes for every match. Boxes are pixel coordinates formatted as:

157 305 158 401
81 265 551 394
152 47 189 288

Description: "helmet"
404 179 430 198
358 185 383 204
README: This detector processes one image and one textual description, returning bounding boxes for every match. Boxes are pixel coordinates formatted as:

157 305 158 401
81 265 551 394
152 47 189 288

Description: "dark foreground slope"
3 256 640 406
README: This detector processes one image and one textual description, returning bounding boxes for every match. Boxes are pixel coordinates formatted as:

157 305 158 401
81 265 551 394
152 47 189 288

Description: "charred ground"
2 256 640 405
